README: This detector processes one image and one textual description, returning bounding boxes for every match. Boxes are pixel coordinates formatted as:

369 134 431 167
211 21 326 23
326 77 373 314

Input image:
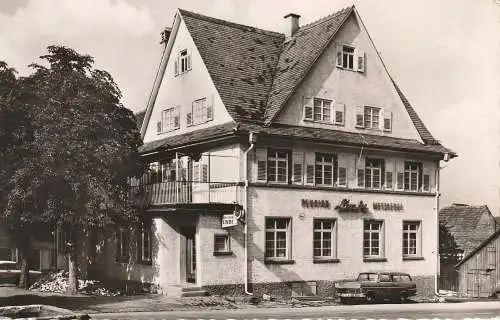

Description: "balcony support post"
175 152 179 203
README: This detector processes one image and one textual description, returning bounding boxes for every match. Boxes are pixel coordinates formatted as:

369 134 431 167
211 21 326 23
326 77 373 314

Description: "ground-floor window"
137 221 152 263
265 218 291 260
402 221 421 257
115 228 130 262
313 219 337 260
213 234 231 255
363 220 384 258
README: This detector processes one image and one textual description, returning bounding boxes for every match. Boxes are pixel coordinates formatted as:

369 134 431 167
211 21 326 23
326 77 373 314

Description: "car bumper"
338 292 365 298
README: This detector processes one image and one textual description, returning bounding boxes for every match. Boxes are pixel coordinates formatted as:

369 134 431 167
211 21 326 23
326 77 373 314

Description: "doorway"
180 226 196 284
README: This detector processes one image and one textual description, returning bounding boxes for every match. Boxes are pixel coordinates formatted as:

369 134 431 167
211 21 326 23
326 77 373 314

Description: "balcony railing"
130 181 243 207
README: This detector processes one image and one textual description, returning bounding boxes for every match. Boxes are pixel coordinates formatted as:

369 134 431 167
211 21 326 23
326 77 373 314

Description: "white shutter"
192 162 200 182
395 160 405 191
356 156 365 188
206 95 213 121
292 152 304 185
355 49 365 73
255 147 267 183
201 164 208 183
187 52 192 71
303 96 313 121
186 111 192 126
174 55 179 76
304 152 315 185
337 154 348 187
173 106 180 129
355 106 364 128
334 102 345 126
336 45 343 67
422 163 433 192
156 121 162 133
383 110 392 132
384 159 395 190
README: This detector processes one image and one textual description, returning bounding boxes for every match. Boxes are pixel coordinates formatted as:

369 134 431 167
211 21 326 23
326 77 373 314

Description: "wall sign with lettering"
335 199 368 213
301 199 330 209
373 202 404 211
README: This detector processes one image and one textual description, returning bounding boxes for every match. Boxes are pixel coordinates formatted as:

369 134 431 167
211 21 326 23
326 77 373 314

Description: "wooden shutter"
305 152 315 185
336 45 343 67
385 172 393 189
395 160 405 190
173 107 180 129
292 152 304 185
255 147 267 183
156 121 162 133
192 162 200 182
187 52 192 71
201 164 208 183
356 106 364 128
337 154 348 187
384 159 394 190
186 112 192 126
422 174 430 192
174 53 179 75
334 102 345 126
303 96 313 121
383 110 392 132
355 49 365 73
206 95 213 121
356 156 365 188
423 164 434 192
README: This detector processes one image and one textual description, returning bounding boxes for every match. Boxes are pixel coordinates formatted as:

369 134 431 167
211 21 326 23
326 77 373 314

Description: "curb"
0 304 89 320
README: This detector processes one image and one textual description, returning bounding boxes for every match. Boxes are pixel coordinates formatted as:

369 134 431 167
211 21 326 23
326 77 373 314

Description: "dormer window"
174 49 191 75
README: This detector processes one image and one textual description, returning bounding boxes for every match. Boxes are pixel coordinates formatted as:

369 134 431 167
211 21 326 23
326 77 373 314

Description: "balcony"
130 181 243 207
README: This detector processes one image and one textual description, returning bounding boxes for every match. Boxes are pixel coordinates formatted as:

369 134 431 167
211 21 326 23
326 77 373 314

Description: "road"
90 301 500 320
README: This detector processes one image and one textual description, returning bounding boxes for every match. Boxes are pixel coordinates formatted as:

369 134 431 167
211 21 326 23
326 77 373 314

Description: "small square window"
214 234 231 254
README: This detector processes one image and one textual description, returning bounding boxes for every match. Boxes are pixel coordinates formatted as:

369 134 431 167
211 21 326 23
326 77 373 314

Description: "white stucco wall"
143 18 233 143
276 13 422 142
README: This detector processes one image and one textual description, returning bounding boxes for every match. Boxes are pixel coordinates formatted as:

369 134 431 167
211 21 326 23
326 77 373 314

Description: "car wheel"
365 292 376 304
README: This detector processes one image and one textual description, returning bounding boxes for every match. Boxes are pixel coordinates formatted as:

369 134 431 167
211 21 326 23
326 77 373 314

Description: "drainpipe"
435 153 449 297
242 131 256 295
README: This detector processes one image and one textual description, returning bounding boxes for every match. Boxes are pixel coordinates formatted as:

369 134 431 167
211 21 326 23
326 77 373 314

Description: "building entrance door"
180 226 196 283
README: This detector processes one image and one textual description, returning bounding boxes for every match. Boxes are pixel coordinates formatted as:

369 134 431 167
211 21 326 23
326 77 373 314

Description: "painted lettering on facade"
335 199 368 213
373 202 404 211
301 199 331 209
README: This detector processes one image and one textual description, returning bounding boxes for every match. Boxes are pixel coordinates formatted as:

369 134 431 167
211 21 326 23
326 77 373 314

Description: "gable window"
363 220 384 259
341 46 354 69
363 106 380 129
265 218 291 260
161 107 180 132
313 219 337 260
267 149 289 183
404 161 422 191
403 221 421 258
365 158 384 189
313 98 331 122
188 97 213 126
138 221 152 263
175 49 192 75
115 228 130 262
315 153 336 186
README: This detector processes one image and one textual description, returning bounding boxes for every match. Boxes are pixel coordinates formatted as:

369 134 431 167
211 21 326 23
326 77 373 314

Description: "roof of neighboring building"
135 110 146 131
456 228 500 268
142 7 454 156
139 120 451 156
439 204 493 251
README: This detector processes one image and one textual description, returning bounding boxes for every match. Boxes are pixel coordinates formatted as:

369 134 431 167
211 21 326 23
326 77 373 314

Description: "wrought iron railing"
130 181 243 207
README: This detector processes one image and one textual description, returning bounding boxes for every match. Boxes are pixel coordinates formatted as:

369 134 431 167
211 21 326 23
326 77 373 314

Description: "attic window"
336 45 365 72
174 49 191 75
341 46 354 69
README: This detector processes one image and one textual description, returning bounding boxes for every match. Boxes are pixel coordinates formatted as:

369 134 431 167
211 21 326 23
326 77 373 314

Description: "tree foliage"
0 46 144 292
439 221 463 265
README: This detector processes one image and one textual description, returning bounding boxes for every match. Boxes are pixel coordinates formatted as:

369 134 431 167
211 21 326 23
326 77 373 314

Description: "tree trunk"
67 235 78 294
17 244 30 289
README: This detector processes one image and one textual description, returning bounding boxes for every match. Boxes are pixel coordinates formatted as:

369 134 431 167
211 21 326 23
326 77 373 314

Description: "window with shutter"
292 152 304 185
267 149 290 183
355 106 364 128
201 164 208 183
385 171 393 189
356 50 365 73
334 103 345 126
404 161 422 191
162 107 180 132
180 49 189 73
383 111 392 132
365 158 384 189
304 152 315 185
422 174 430 192
336 45 343 67
255 148 267 183
303 97 313 121
341 45 355 70
338 167 347 187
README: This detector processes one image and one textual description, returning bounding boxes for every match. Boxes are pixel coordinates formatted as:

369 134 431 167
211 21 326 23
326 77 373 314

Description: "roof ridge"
297 6 354 32
178 8 283 38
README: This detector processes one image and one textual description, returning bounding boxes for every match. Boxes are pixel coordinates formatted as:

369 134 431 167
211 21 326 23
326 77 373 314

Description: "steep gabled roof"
264 6 353 124
439 204 493 251
180 9 284 122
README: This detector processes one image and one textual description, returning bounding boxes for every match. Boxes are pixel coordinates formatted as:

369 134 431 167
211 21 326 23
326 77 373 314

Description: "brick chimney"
284 13 300 40
160 27 172 45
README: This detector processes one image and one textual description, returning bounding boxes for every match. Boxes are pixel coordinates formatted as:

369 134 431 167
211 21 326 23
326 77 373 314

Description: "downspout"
435 161 440 297
242 131 256 295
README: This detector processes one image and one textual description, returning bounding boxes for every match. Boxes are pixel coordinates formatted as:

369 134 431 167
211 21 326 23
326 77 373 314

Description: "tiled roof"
264 6 353 125
139 120 452 156
457 228 500 267
439 204 493 252
134 110 146 131
180 9 284 123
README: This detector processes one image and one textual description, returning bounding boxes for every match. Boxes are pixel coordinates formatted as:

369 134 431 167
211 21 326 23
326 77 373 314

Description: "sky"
1 0 499 214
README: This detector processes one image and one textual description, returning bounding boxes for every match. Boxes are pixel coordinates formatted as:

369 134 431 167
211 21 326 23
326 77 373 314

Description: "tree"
439 221 463 265
1 46 144 294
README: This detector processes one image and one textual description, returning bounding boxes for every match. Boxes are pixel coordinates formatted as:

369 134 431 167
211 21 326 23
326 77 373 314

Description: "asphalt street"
90 301 500 320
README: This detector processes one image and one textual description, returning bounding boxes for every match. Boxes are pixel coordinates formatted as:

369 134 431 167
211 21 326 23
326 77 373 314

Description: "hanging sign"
222 214 238 228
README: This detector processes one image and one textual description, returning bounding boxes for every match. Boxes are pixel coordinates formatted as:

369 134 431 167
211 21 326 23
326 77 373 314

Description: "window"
358 273 378 282
189 97 213 125
404 161 422 191
138 222 152 263
265 218 291 260
363 106 380 129
403 221 421 257
214 234 231 255
161 107 180 132
363 220 384 258
267 149 289 183
313 219 336 259
313 98 331 122
180 50 189 73
115 228 130 262
341 45 354 69
175 49 191 75
315 153 336 186
365 158 384 189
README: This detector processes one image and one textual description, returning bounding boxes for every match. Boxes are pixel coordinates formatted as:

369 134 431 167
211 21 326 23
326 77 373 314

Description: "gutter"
242 131 256 296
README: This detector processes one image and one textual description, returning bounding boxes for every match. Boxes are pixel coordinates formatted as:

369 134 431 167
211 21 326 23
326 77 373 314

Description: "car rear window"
392 275 412 282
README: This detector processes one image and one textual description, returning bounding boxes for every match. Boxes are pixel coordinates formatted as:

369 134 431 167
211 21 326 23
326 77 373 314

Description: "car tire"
365 292 376 304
